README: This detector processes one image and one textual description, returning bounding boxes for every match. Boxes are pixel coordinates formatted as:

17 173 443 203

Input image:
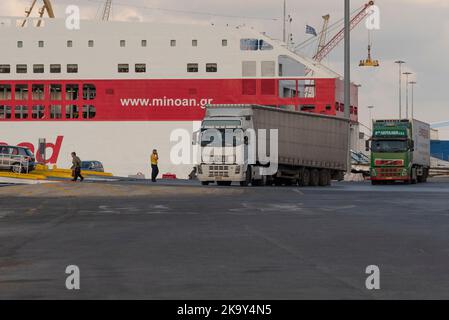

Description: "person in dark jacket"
71 152 84 182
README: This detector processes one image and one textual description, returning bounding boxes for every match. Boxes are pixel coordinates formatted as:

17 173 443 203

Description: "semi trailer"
195 105 349 187
366 119 430 184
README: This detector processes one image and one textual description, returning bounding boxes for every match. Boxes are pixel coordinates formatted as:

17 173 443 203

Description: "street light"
368 105 375 131
344 0 351 173
403 72 413 119
395 60 405 119
409 81 417 119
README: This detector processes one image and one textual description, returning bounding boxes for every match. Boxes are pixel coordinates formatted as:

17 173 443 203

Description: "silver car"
0 145 36 173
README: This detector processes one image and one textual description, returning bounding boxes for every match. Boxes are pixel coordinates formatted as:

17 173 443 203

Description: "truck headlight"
235 166 241 174
401 168 407 176
371 168 377 177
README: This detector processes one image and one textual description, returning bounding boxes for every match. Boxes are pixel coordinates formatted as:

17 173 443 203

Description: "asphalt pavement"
1 178 449 299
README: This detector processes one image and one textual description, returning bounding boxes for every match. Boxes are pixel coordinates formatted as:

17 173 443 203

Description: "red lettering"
36 136 64 164
0 136 64 164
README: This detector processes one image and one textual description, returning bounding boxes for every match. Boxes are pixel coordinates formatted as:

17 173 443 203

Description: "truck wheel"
300 169 310 186
217 181 232 186
310 169 319 187
240 166 251 187
201 181 210 186
319 170 330 186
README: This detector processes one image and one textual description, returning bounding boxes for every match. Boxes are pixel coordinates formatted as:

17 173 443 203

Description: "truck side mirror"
192 131 200 145
365 140 370 152
244 136 249 145
410 140 415 151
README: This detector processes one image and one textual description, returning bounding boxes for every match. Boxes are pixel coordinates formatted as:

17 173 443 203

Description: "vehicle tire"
11 163 22 174
240 166 251 187
217 181 232 186
201 181 210 186
319 170 330 187
309 169 319 187
300 169 310 187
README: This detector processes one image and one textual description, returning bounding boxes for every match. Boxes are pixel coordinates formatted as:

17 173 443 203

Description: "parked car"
81 161 104 172
0 145 36 173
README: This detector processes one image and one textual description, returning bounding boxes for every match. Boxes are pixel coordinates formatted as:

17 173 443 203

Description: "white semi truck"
195 105 349 186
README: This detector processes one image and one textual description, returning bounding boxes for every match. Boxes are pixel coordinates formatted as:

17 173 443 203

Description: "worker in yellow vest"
150 149 159 182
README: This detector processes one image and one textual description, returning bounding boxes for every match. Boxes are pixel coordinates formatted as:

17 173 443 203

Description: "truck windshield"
371 140 408 153
201 129 244 147
202 120 242 128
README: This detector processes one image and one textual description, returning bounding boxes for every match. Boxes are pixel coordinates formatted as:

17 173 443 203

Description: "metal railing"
0 154 30 174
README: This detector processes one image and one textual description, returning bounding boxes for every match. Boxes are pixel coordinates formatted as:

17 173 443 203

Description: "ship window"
83 105 96 119
66 84 79 100
16 64 27 74
279 80 297 98
259 40 273 50
88 40 94 47
38 41 44 48
141 40 147 47
192 39 198 47
261 61 275 77
67 64 78 73
0 85 12 100
206 63 217 73
0 105 12 119
298 80 315 98
67 40 73 47
242 61 256 77
300 105 316 112
240 39 259 50
242 79 257 95
118 64 129 73
135 64 146 73
17 41 23 48
187 63 198 73
32 105 45 119
32 84 45 100
0 65 11 73
120 40 126 47
50 64 61 73
33 64 44 73
50 105 62 119
15 105 28 119
170 40 176 47
66 105 79 119
222 39 228 47
83 84 96 100
50 84 62 100
15 85 28 100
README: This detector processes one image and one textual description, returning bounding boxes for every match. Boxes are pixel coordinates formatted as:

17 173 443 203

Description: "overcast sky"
2 0 449 138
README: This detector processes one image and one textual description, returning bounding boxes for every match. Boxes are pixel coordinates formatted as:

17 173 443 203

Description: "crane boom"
313 1 374 62
102 0 113 21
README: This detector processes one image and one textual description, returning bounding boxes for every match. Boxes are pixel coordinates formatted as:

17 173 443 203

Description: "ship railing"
0 154 30 174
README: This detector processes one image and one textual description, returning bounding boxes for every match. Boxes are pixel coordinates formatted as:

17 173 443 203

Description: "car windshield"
372 140 408 153
200 129 245 147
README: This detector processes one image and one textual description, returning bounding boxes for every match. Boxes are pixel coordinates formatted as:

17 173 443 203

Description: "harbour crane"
101 0 113 21
22 0 55 27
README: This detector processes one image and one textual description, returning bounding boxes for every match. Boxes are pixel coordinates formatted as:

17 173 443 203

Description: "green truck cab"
366 119 430 185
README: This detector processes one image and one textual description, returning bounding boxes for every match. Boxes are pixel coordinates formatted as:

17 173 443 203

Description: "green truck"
366 119 430 185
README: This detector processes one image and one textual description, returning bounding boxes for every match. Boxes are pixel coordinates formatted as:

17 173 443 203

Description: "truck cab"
195 107 255 186
367 119 430 185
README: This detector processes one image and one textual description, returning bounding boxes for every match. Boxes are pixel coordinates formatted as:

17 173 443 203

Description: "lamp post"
368 105 374 131
403 72 412 119
395 60 405 119
344 0 351 173
409 81 417 119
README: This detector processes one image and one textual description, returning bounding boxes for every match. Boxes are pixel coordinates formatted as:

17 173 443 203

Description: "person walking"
151 149 159 182
71 152 84 182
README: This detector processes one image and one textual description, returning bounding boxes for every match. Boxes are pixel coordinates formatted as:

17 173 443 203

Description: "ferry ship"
0 15 359 178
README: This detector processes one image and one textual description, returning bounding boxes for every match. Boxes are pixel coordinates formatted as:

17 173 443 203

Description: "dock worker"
151 149 159 182
71 152 84 182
